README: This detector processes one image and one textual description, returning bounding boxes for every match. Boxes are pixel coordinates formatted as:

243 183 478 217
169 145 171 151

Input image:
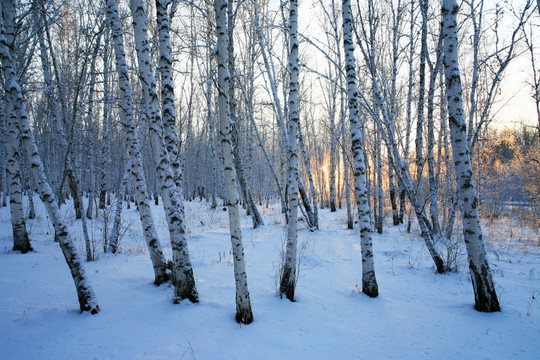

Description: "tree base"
471 262 501 313
279 268 296 302
236 307 254 324
13 244 33 254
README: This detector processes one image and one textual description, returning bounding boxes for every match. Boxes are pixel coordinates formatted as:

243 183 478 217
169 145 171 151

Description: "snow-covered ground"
0 196 538 359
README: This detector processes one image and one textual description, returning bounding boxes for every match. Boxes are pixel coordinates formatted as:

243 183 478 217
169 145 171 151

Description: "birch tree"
0 0 99 313
279 0 300 302
342 0 378 297
356 0 446 274
215 0 253 323
130 0 201 302
226 1 264 229
442 0 499 312
106 0 170 287
3 18 31 254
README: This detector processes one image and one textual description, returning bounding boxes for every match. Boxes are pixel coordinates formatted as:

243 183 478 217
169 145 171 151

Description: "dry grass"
482 215 540 256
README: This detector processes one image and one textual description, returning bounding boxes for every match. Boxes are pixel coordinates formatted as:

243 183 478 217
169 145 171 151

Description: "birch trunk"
400 0 416 225
426 26 443 236
106 0 170 287
215 0 253 323
99 28 113 211
108 162 130 254
130 0 199 301
253 0 291 216
279 0 301 302
5 101 32 253
388 0 402 227
328 90 337 213
0 0 98 313
298 124 318 230
442 0 500 312
415 0 428 197
2 12 31 252
226 1 264 229
376 127 383 235
156 0 182 189
356 0 445 274
342 0 378 297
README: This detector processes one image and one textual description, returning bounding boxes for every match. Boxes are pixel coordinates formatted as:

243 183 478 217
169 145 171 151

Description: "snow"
0 196 538 359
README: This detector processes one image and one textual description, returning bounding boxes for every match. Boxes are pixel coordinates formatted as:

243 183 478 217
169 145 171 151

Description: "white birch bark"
442 0 500 312
400 0 416 225
415 0 428 196
99 29 111 210
130 0 199 302
375 127 383 234
0 0 98 313
226 2 264 229
388 0 402 227
253 0 291 216
426 26 443 236
329 92 337 213
5 98 32 253
106 0 170 287
215 0 253 323
355 1 445 274
342 0 378 297
2 2 31 253
279 0 300 302
297 124 318 230
108 162 130 254
156 0 182 189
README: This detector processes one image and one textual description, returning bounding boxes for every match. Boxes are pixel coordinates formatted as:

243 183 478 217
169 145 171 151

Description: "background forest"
1 0 538 226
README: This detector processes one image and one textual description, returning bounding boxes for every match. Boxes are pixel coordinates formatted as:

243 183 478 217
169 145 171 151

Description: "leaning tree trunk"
298 124 319 230
442 0 500 312
358 1 446 274
342 0 378 297
107 0 170 287
0 1 98 313
215 0 253 324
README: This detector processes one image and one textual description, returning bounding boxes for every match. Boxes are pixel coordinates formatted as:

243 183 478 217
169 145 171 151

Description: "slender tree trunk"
329 90 338 212
98 32 110 211
2 23 30 251
0 0 98 313
108 162 130 254
68 168 92 261
415 0 428 198
5 102 32 253
215 0 253 323
107 0 170 287
131 0 199 301
297 124 319 230
254 0 290 217
426 26 443 236
342 0 378 297
388 0 402 227
156 0 182 189
280 0 301 302
376 128 384 235
442 0 500 312
226 1 264 229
